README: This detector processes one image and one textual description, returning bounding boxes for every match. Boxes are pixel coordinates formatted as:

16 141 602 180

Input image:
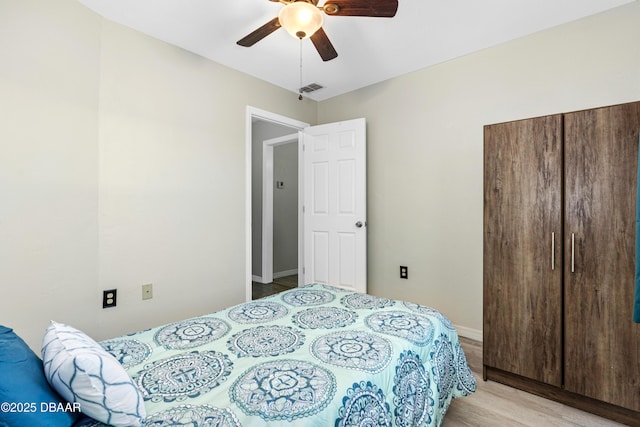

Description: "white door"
302 118 367 292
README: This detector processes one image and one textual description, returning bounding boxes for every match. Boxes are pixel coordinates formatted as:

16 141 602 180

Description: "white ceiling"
77 0 634 101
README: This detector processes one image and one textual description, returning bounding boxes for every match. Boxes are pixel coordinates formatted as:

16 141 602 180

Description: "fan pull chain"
298 39 303 101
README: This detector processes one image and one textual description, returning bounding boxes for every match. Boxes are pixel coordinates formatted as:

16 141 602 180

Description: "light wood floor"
443 337 628 426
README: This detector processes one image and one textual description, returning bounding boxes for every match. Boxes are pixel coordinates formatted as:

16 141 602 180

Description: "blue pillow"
0 325 80 427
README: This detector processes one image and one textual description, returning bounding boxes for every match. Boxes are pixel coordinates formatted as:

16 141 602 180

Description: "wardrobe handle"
551 232 555 271
571 233 575 273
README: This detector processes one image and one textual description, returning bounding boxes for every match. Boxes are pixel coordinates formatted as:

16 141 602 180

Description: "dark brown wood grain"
484 101 640 421
483 114 563 386
236 17 281 47
563 101 640 411
310 27 338 62
323 0 398 17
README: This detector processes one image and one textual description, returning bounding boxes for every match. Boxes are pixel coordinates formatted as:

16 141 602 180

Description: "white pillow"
42 321 146 427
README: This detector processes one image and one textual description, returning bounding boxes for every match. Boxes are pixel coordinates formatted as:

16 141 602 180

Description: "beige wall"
317 2 640 336
2 0 638 350
0 0 316 350
273 142 299 274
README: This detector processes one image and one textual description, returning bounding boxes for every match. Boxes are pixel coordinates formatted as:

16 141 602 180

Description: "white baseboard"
273 269 298 279
252 275 268 284
454 324 482 342
253 270 298 283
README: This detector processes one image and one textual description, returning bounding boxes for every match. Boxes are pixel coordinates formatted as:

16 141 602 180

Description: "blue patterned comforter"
96 284 476 426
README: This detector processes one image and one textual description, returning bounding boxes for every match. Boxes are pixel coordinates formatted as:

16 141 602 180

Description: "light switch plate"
142 283 153 300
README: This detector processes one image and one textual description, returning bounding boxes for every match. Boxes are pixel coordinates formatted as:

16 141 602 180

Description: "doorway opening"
260 134 299 286
245 107 309 301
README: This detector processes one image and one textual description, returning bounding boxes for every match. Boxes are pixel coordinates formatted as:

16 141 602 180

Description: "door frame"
245 106 309 301
261 133 299 285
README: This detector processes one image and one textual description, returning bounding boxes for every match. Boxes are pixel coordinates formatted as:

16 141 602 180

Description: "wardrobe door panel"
483 114 563 386
564 101 640 411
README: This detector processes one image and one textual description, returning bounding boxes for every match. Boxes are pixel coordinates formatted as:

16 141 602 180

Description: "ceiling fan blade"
310 27 338 62
323 0 398 17
237 17 281 47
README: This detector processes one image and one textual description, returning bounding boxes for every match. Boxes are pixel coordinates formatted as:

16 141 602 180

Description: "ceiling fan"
236 0 399 62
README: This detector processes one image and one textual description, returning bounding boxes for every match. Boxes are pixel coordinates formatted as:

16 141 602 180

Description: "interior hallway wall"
251 121 298 279
273 142 299 276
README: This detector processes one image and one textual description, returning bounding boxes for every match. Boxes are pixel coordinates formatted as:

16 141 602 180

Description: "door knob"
355 221 364 228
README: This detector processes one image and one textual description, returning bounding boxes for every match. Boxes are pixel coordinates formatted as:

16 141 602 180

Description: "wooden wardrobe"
483 101 640 425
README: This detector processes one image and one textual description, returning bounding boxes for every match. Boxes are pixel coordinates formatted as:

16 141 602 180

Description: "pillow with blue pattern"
41 321 146 427
0 325 80 427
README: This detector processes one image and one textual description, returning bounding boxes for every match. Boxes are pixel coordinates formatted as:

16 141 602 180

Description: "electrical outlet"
142 283 153 300
400 266 408 279
103 289 117 308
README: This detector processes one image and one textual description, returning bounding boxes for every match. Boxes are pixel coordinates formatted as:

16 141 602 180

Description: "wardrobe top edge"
483 100 640 128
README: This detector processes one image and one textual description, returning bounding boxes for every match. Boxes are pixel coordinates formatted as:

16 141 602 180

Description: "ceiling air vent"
299 83 324 93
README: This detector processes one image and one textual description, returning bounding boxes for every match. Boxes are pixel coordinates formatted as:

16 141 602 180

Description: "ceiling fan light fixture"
278 1 324 40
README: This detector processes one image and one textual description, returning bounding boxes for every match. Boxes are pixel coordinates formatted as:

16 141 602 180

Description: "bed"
2 284 476 427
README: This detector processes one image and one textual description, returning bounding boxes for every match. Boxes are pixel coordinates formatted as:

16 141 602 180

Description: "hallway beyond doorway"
252 274 297 299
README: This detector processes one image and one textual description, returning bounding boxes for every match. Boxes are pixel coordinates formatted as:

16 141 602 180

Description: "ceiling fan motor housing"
323 4 340 14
